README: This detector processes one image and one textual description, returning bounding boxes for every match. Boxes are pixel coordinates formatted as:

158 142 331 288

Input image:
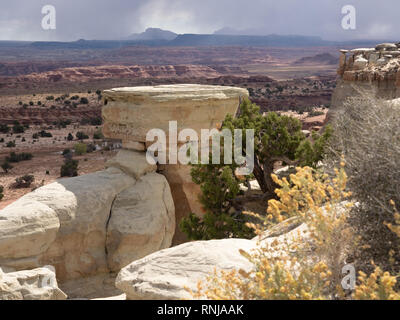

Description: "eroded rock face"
0 150 175 298
0 266 67 300
330 43 400 119
116 222 308 300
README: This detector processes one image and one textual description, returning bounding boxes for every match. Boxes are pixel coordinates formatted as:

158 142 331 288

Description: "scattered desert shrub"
327 94 400 275
93 130 104 140
37 130 52 138
86 143 96 153
12 121 24 134
14 175 34 188
74 143 87 155
60 159 78 177
0 124 9 133
6 141 16 148
6 152 33 163
1 160 13 173
308 110 324 117
67 133 74 141
88 117 102 126
62 148 71 156
76 131 89 140
79 97 89 104
0 185 3 201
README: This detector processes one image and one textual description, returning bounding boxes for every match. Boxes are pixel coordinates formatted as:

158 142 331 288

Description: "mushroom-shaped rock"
376 43 398 51
102 84 249 245
102 84 249 146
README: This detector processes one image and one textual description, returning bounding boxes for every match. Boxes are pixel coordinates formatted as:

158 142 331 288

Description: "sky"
0 0 399 41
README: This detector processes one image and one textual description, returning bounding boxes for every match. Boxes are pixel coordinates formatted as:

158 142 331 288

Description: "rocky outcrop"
330 43 400 118
0 84 247 298
0 150 175 298
102 84 248 245
116 221 308 300
0 266 67 300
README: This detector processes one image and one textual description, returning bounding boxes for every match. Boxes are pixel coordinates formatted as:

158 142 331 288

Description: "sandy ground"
0 124 118 209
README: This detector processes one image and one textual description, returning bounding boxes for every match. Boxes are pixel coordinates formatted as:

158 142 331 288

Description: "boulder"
106 173 175 272
105 149 157 179
0 266 67 300
116 222 309 300
116 239 256 300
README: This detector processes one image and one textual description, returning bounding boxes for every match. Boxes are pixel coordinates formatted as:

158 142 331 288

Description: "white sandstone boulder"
116 221 309 300
106 173 175 272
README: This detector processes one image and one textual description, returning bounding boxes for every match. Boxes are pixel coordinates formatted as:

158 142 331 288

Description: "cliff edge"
330 42 400 117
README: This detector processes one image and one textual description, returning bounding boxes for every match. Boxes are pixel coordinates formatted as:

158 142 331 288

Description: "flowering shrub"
189 164 354 299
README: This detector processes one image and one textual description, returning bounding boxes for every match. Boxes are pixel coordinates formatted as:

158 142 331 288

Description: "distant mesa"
125 28 178 41
292 53 339 66
214 27 271 36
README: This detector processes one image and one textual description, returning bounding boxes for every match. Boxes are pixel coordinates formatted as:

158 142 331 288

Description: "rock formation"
330 43 400 118
0 84 247 299
0 151 175 298
102 84 249 244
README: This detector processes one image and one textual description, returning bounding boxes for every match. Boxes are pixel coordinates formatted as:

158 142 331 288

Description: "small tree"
223 99 331 197
6 141 16 148
12 121 24 134
0 124 9 133
76 131 89 140
14 175 34 188
180 99 331 240
1 160 13 173
79 97 89 104
93 130 104 140
61 159 78 177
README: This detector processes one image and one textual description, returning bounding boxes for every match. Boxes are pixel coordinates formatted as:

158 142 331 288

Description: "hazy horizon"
1 0 399 42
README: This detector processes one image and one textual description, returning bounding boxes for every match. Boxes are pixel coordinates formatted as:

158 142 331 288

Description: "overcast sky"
0 0 398 41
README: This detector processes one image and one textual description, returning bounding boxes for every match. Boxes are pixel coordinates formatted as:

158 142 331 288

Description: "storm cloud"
0 0 399 41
